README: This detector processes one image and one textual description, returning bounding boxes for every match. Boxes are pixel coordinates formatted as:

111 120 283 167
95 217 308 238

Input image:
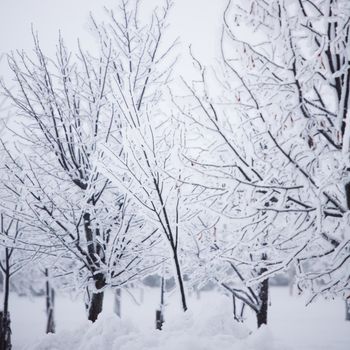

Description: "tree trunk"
83 212 106 323
114 288 121 318
232 294 238 321
3 252 10 318
346 299 350 321
87 273 106 322
256 277 269 328
173 251 187 311
0 312 11 350
45 269 55 334
156 276 165 330
345 181 350 211
1 251 12 350
88 292 104 322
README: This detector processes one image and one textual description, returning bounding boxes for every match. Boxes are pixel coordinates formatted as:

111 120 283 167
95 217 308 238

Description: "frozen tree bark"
87 273 106 322
83 213 107 322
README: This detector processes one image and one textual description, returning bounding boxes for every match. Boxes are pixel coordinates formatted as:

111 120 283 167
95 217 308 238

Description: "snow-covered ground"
5 286 350 350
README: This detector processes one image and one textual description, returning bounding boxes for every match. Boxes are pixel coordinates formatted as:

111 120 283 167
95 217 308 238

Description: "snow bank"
25 300 286 350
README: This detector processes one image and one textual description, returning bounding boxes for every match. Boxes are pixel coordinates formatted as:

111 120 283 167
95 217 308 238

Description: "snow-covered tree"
169 0 350 327
1 28 158 322
94 0 195 312
219 0 350 300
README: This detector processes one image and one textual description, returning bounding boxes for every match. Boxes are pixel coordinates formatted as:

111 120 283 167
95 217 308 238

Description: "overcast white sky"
0 0 226 80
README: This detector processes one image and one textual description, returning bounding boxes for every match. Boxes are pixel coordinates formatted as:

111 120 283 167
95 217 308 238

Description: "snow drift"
25 300 286 350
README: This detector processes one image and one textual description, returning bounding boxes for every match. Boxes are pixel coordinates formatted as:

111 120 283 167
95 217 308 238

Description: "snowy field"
5 286 350 350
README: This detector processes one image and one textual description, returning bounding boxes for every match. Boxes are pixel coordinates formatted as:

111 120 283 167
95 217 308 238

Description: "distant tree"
0 196 37 350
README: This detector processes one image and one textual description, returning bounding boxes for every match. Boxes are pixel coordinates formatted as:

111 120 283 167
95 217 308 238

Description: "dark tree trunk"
232 294 238 321
114 288 121 318
45 269 55 334
3 271 9 318
87 273 106 322
83 212 106 323
173 251 187 312
345 299 350 321
156 276 165 330
88 292 104 322
155 310 164 330
257 277 269 328
345 182 350 210
83 212 95 257
0 250 12 350
0 312 11 350
153 178 187 312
